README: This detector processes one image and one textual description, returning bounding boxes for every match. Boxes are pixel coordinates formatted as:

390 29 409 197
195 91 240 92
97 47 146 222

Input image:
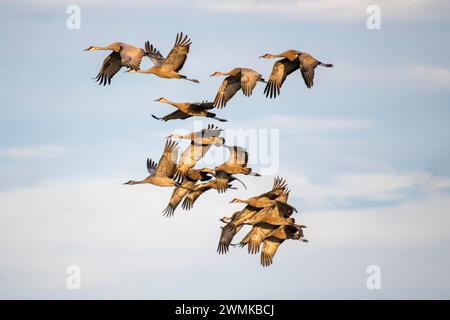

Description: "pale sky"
0 0 449 299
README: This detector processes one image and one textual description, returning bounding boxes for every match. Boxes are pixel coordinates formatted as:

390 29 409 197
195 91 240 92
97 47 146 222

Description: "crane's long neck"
272 53 285 58
216 71 230 76
161 100 179 108
94 44 120 51
125 177 152 185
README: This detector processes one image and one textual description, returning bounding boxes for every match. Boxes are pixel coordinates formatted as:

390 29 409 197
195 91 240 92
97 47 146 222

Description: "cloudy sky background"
0 0 449 299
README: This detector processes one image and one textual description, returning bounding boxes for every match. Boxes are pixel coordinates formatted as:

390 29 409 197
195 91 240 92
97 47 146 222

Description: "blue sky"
0 0 449 299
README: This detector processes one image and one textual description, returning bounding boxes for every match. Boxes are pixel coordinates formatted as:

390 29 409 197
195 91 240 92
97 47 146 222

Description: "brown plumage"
216 146 260 177
152 98 227 122
181 179 237 211
216 177 289 254
162 169 212 217
127 33 199 83
173 139 214 182
237 222 278 255
240 201 297 226
84 42 146 85
123 140 179 187
260 50 333 98
205 145 260 193
210 68 265 108
261 224 307 267
166 124 225 146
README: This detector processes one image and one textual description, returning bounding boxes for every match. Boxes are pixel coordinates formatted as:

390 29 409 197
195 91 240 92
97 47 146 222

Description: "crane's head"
229 198 242 204
83 46 98 51
209 71 222 77
154 97 169 103
259 53 275 59
122 180 135 185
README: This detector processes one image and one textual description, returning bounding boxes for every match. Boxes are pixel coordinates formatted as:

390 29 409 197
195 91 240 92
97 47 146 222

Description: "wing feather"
264 58 299 98
155 139 179 178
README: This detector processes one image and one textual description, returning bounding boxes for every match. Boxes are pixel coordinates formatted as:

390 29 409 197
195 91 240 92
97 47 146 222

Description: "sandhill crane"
173 131 225 182
260 50 333 98
239 201 297 227
203 146 260 193
221 177 289 229
210 68 265 108
181 178 237 211
162 169 212 217
123 140 179 187
237 222 278 255
234 189 294 254
152 98 227 122
126 33 199 83
261 224 308 267
229 187 292 208
84 42 147 85
217 177 289 254
166 124 224 146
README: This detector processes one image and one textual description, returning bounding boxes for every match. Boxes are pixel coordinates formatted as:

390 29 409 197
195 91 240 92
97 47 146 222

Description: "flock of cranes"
85 32 333 266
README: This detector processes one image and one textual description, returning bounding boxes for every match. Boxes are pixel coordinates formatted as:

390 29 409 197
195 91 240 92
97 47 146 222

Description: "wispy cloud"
0 145 68 159
199 0 449 22
22 0 450 22
410 65 450 89
286 171 450 209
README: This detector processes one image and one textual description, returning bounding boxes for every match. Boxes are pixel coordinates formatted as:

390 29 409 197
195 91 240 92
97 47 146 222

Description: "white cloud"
410 65 450 89
0 145 68 159
284 171 450 209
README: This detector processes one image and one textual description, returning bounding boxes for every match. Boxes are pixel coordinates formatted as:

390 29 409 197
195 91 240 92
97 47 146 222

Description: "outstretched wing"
225 145 248 166
264 58 299 98
120 44 145 70
200 124 223 138
146 158 157 176
155 140 179 178
214 75 241 109
217 222 242 254
189 101 215 112
152 110 192 122
95 51 123 86
261 236 284 267
144 41 165 66
240 223 277 254
299 54 319 88
241 69 261 97
164 32 192 72
257 177 288 199
181 183 210 211
162 179 194 217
